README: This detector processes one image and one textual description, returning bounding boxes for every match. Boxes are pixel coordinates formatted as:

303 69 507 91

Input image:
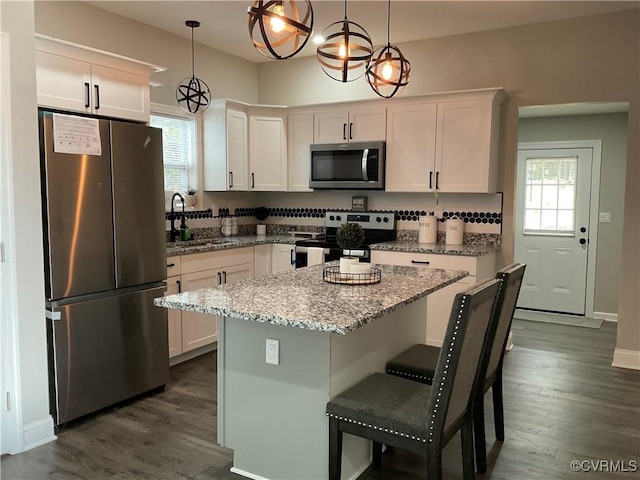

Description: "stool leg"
473 392 488 474
493 372 505 441
461 416 475 480
329 417 343 480
372 442 382 468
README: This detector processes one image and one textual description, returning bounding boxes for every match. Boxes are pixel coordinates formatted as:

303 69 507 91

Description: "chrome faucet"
169 192 186 242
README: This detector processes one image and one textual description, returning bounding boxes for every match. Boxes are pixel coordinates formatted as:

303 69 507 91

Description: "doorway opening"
516 103 629 324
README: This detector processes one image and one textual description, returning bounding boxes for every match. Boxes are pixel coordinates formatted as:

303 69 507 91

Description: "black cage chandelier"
365 0 410 98
247 1 314 60
316 0 373 83
176 20 211 114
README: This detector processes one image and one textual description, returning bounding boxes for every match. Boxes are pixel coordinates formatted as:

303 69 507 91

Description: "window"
524 156 577 234
150 105 198 194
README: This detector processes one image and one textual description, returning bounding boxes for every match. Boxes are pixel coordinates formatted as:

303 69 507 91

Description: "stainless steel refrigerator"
39 111 169 426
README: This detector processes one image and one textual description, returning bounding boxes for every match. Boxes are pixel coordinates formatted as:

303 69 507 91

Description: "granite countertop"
154 263 467 335
369 240 500 256
166 235 297 256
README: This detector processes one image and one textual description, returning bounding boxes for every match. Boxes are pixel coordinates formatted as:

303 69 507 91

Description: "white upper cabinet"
385 89 505 193
34 36 163 123
203 102 249 191
385 103 437 192
287 113 314 192
313 106 386 144
249 115 287 191
434 99 498 193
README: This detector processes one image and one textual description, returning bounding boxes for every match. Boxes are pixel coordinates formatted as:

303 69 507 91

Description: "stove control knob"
376 216 382 223
329 215 335 221
383 217 389 223
336 215 342 221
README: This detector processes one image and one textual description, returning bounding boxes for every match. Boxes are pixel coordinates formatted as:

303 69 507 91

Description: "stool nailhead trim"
326 413 427 443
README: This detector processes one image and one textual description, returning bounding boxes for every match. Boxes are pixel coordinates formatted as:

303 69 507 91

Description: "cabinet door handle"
429 171 433 189
349 122 353 140
411 260 430 265
290 248 296 266
84 82 90 108
94 85 100 110
342 123 347 140
217 272 222 285
251 172 255 189
176 279 182 293
435 171 440 190
229 171 233 188
222 271 227 284
166 263 175 268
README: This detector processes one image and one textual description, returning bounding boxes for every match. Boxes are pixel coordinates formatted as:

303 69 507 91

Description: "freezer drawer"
47 285 168 425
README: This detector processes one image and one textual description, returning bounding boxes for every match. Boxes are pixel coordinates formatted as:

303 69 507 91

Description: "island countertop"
154 263 468 335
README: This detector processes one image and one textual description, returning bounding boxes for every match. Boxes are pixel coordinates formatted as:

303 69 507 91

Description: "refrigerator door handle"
45 309 61 321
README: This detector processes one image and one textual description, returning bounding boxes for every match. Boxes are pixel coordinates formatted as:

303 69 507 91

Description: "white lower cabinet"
166 248 254 359
371 250 496 347
254 244 272 277
272 243 296 274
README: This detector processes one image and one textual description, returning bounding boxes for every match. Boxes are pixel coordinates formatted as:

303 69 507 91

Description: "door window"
523 156 577 235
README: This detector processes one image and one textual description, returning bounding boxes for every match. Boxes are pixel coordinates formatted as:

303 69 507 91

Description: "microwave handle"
361 148 369 182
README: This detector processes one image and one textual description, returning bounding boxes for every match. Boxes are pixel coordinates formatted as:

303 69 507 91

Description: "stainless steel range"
294 211 396 268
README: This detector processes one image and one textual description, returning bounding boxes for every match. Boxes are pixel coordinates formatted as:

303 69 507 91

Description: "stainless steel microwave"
309 141 385 189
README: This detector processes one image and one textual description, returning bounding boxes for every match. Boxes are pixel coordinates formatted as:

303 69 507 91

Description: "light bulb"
339 39 348 58
270 3 285 33
382 61 393 80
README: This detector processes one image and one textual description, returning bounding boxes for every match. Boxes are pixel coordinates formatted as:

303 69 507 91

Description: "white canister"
418 214 438 244
446 217 465 245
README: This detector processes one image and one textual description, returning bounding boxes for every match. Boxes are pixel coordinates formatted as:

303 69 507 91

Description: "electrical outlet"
266 338 279 366
599 212 611 223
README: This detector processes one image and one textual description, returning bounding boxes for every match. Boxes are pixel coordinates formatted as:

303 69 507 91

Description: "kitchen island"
155 263 467 480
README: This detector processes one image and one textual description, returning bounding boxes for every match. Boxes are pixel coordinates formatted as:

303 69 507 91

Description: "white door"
515 147 593 315
250 116 286 191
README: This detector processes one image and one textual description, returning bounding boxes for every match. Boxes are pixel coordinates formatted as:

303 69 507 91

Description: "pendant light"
317 0 373 83
365 0 410 98
176 20 211 114
247 1 314 60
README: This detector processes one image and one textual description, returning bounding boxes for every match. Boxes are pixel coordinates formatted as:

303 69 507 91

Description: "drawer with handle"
370 250 477 276
166 256 182 277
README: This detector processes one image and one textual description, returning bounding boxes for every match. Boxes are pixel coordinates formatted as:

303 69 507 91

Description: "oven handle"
290 248 296 266
361 148 369 182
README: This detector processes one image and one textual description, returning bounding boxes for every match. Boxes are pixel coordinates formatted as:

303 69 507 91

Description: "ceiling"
85 1 638 63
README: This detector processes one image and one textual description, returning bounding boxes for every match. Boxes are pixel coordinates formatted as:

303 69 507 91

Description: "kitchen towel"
307 247 324 266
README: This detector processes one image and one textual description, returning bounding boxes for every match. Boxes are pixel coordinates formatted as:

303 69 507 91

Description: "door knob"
579 238 587 245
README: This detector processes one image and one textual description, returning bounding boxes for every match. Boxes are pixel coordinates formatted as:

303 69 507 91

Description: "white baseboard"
505 330 514 351
169 343 217 366
612 348 640 370
593 311 618 322
22 416 56 452
230 459 370 480
229 467 269 480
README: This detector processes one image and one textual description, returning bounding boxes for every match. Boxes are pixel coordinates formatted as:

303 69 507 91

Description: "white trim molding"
22 416 56 452
612 349 640 370
593 311 618 322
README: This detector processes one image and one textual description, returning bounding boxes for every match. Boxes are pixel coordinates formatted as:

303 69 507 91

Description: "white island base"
217 298 428 480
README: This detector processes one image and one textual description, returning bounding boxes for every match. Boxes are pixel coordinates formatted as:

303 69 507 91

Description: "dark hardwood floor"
2 319 639 480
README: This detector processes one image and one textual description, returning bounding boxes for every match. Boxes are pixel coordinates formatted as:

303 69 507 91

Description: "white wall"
0 0 54 451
